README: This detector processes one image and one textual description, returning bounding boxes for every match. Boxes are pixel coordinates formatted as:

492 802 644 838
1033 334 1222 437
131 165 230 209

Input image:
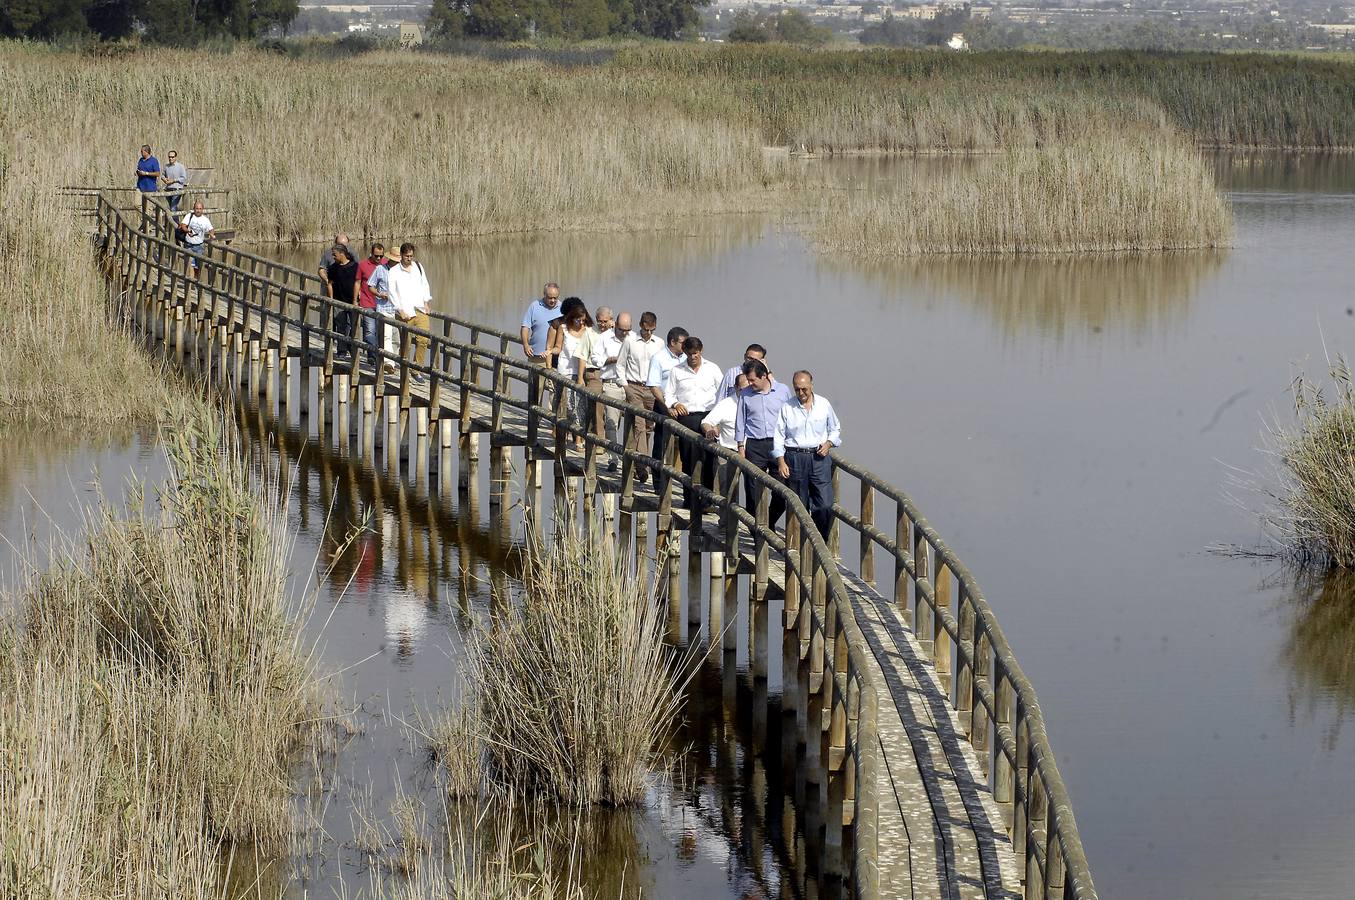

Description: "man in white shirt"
702 373 747 450
615 311 662 475
645 325 688 482
773 370 842 538
591 311 631 470
386 242 433 381
665 335 722 501
177 198 214 281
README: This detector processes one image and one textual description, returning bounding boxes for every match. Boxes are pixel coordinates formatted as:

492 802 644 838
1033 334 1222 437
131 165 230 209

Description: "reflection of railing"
91 189 1095 900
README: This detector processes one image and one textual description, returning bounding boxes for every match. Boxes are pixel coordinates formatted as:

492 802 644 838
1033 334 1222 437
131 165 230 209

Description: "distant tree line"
0 0 299 43
725 8 830 45
424 0 708 41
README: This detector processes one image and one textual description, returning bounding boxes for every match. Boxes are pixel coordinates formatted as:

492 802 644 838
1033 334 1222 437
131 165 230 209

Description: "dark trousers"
333 309 353 355
675 412 715 506
743 437 785 528
785 449 834 539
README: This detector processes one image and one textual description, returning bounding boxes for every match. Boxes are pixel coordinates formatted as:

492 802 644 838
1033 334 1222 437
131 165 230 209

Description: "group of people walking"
136 144 214 281
320 236 434 381
520 285 842 537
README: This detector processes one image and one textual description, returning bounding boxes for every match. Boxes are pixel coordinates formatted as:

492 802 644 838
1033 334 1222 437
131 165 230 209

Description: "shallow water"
257 151 1355 899
5 150 1355 898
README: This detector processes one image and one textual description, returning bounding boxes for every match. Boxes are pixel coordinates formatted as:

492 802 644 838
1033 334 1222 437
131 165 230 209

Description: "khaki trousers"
624 382 655 458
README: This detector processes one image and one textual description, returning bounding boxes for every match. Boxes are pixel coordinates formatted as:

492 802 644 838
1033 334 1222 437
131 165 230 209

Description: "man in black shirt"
325 244 360 359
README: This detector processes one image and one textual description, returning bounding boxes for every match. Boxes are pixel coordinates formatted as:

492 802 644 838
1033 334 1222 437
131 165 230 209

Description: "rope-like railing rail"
94 188 1091 900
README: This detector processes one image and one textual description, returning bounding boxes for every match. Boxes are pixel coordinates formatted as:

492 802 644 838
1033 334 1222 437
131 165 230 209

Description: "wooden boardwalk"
92 190 1097 900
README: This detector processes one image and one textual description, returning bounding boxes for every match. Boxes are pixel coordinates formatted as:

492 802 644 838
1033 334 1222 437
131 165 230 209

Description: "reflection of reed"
1213 152 1355 194
826 249 1225 344
1282 568 1355 751
243 215 765 327
0 424 146 516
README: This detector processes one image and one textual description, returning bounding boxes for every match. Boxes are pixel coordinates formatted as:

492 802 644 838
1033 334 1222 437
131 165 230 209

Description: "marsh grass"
0 404 323 896
429 529 688 807
813 129 1233 255
1262 361 1355 568
0 171 172 425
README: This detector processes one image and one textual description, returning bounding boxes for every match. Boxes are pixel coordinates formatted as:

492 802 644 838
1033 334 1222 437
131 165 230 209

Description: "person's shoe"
607 458 618 472
412 374 427 385
382 363 398 375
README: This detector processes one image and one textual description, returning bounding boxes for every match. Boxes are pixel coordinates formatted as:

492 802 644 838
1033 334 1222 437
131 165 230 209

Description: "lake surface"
5 151 1355 898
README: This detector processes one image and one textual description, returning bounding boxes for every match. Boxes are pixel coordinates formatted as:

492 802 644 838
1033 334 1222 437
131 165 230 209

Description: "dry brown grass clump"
1264 363 1355 568
431 531 685 807
0 166 171 425
813 129 1233 256
0 405 322 896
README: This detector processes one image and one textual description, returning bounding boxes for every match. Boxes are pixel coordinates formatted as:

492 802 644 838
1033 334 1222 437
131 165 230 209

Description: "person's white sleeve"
663 368 678 409
825 399 841 447
772 407 787 459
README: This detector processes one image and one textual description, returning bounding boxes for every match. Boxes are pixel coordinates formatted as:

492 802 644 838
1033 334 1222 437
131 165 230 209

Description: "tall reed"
1263 363 1355 567
813 129 1232 255
0 404 322 895
437 530 685 806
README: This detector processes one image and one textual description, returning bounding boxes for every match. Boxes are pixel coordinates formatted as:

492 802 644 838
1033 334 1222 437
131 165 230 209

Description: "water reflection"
248 215 766 325
1213 152 1355 195
821 249 1226 345
1282 568 1355 751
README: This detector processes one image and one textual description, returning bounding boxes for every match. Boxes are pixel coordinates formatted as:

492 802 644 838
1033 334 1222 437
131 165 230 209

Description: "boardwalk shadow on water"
228 393 820 898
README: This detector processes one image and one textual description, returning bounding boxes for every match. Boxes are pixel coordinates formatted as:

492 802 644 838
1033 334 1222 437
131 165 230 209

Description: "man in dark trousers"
773 371 842 539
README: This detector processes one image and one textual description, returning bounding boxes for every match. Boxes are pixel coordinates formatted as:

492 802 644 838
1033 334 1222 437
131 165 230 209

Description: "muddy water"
4 151 1355 898
254 152 1355 899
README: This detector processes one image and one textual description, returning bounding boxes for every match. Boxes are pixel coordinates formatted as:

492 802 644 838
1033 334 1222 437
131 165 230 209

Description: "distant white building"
398 21 423 46
946 31 969 49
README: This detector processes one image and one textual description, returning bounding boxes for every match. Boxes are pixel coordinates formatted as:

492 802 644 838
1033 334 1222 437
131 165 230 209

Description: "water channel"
5 153 1355 898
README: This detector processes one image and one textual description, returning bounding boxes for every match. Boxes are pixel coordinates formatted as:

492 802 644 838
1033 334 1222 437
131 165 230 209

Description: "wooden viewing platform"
90 190 1098 900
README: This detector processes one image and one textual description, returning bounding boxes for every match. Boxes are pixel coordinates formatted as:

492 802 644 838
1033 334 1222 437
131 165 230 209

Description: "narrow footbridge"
91 192 1098 900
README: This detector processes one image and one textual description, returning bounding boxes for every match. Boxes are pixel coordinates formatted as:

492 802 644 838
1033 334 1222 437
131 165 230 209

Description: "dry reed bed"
4 42 1233 248
431 531 686 807
0 407 322 896
1262 365 1355 568
814 129 1233 256
0 166 172 425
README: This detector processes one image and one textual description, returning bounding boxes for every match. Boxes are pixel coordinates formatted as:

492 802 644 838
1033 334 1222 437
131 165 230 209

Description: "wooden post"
686 525 702 637
753 489 770 603
894 503 911 628
859 482 875 586
933 561 953 693
707 549 725 649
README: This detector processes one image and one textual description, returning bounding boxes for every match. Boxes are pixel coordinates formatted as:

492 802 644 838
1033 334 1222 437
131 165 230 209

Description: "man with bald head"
773 370 842 538
591 310 631 470
318 232 353 288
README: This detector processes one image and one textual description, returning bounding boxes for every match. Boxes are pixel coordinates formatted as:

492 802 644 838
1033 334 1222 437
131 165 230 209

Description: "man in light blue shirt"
735 357 793 527
719 342 766 401
773 370 842 538
519 282 563 363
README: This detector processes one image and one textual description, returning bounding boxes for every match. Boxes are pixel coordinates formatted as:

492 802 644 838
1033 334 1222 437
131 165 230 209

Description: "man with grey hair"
773 370 842 538
583 306 615 445
520 282 563 365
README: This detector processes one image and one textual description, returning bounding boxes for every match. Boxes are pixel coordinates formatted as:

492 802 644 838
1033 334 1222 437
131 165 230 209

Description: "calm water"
5 152 1355 898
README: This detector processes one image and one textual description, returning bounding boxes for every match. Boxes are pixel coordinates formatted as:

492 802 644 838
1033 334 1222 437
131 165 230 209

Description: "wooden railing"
92 189 1095 900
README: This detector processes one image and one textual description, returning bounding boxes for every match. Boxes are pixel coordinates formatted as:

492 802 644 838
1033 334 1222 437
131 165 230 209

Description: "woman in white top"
556 298 595 449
